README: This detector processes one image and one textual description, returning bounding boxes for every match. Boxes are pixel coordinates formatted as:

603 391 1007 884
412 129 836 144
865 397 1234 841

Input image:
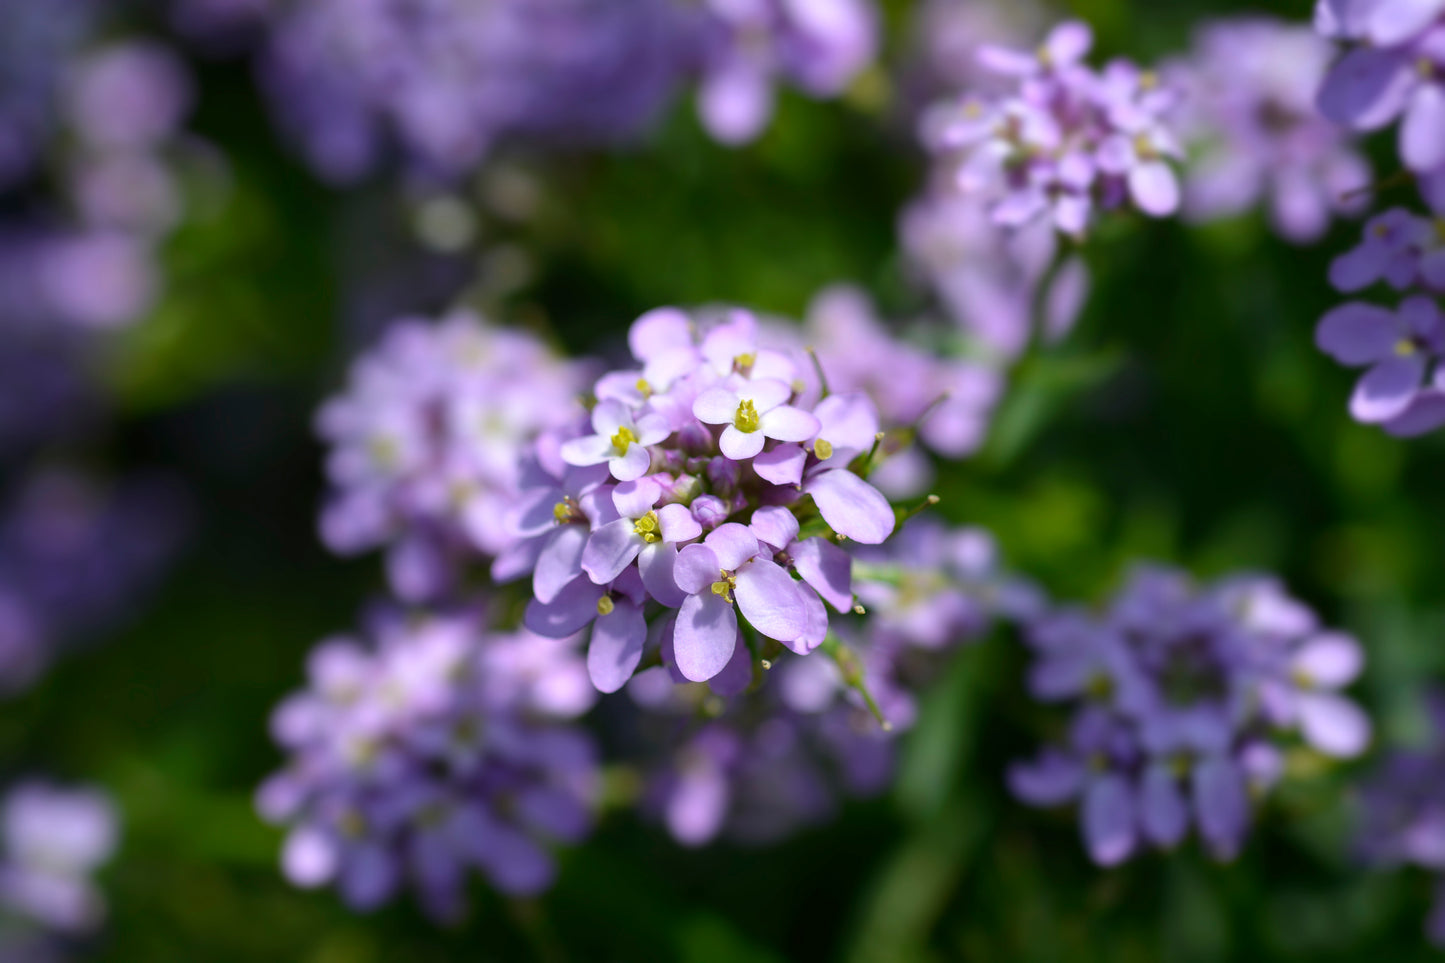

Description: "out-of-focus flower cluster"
0 782 118 960
257 0 879 182
257 608 599 920
1168 17 1370 243
1011 566 1369 865
316 311 586 601
922 21 1183 240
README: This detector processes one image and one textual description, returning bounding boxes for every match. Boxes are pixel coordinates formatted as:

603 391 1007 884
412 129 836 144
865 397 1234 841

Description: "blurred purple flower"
1011 566 1370 865
0 781 118 936
257 608 598 918
1169 17 1371 243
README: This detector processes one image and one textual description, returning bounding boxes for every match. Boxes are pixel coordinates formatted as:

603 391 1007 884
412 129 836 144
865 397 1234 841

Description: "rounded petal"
1129 160 1180 217
760 405 822 442
791 586 829 654
708 628 755 695
1291 632 1364 688
588 599 647 693
805 469 895 544
656 503 702 544
559 434 614 467
753 443 807 486
674 592 740 682
612 478 662 519
812 392 880 454
1007 751 1084 806
590 400 631 437
1316 302 1400 363
1192 756 1249 861
282 827 338 888
1403 84 1445 172
1082 774 1136 866
1297 692 1371 758
1139 765 1188 848
791 536 852 613
693 386 741 425
580 519 644 585
1384 392 1445 436
609 443 653 482
474 823 554 895
1350 355 1425 423
704 523 760 570
749 505 799 550
666 762 730 846
534 525 589 604
1316 47 1414 131
524 577 603 638
698 62 774 145
674 543 722 595
629 307 694 361
719 424 766 460
1368 0 1445 46
638 542 685 607
735 558 806 643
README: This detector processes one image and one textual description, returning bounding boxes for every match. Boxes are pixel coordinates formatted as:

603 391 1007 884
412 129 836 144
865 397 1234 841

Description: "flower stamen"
633 510 661 543
610 424 638 454
734 399 760 433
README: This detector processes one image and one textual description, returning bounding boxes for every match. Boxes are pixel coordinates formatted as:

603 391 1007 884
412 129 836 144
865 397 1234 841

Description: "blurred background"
3 0 1445 959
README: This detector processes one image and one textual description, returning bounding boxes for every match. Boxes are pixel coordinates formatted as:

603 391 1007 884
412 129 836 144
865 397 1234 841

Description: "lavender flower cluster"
1011 567 1369 865
259 0 880 182
257 608 598 919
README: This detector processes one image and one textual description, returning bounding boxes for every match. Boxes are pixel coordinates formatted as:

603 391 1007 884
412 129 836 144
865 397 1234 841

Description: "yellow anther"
610 424 638 454
734 399 760 433
963 100 983 119
1435 218 1445 244
553 501 571 522
1036 44 1052 66
596 595 615 616
1133 132 1157 160
734 353 756 374
554 497 583 524
1396 338 1417 357
368 436 399 468
1290 668 1315 691
813 438 834 460
1419 56 1437 79
710 570 737 603
635 378 653 399
1139 70 1158 90
633 511 661 543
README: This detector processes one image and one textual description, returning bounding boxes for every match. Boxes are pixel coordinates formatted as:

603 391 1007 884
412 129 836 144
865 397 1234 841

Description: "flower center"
596 595 615 616
611 424 638 455
1395 338 1417 357
733 353 755 375
554 497 584 524
1419 56 1437 79
633 510 661 543
734 399 760 433
812 438 833 460
1132 132 1157 161
711 570 737 603
368 435 399 469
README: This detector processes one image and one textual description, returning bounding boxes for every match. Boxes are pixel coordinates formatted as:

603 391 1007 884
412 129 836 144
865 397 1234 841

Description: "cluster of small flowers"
1010 566 1370 866
504 306 898 694
1315 200 1445 436
1356 694 1445 946
625 664 890 847
257 608 599 920
261 0 881 182
0 470 188 696
1167 17 1371 244
922 20 1183 239
316 311 586 601
0 781 118 960
693 0 877 145
778 286 1004 494
1315 0 1445 207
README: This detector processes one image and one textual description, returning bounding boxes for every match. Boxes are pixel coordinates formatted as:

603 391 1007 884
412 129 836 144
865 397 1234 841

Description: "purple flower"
923 19 1183 238
1316 296 1445 434
695 0 879 145
258 607 599 918
0 781 117 935
1168 17 1371 243
561 400 672 482
1010 566 1371 866
1330 207 1445 293
692 378 820 460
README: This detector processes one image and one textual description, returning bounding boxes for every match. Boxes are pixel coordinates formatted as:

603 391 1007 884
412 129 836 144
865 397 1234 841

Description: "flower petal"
719 424 766 460
1192 756 1249 861
559 434 613 467
760 405 822 442
673 592 739 682
1404 84 1445 172
1316 46 1414 131
580 518 643 585
587 598 646 693
791 536 853 613
705 523 760 571
656 503 702 544
1007 751 1084 806
1297 692 1371 758
638 542 685 607
1291 632 1364 688
1316 302 1399 364
1350 355 1425 423
609 444 653 481
735 558 805 644
1082 773 1136 866
524 577 603 638
806 469 896 544
749 505 799 550
812 393 880 454
612 478 661 519
753 443 807 486
674 543 722 595
534 525 589 604
1139 764 1188 847
1128 160 1179 217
